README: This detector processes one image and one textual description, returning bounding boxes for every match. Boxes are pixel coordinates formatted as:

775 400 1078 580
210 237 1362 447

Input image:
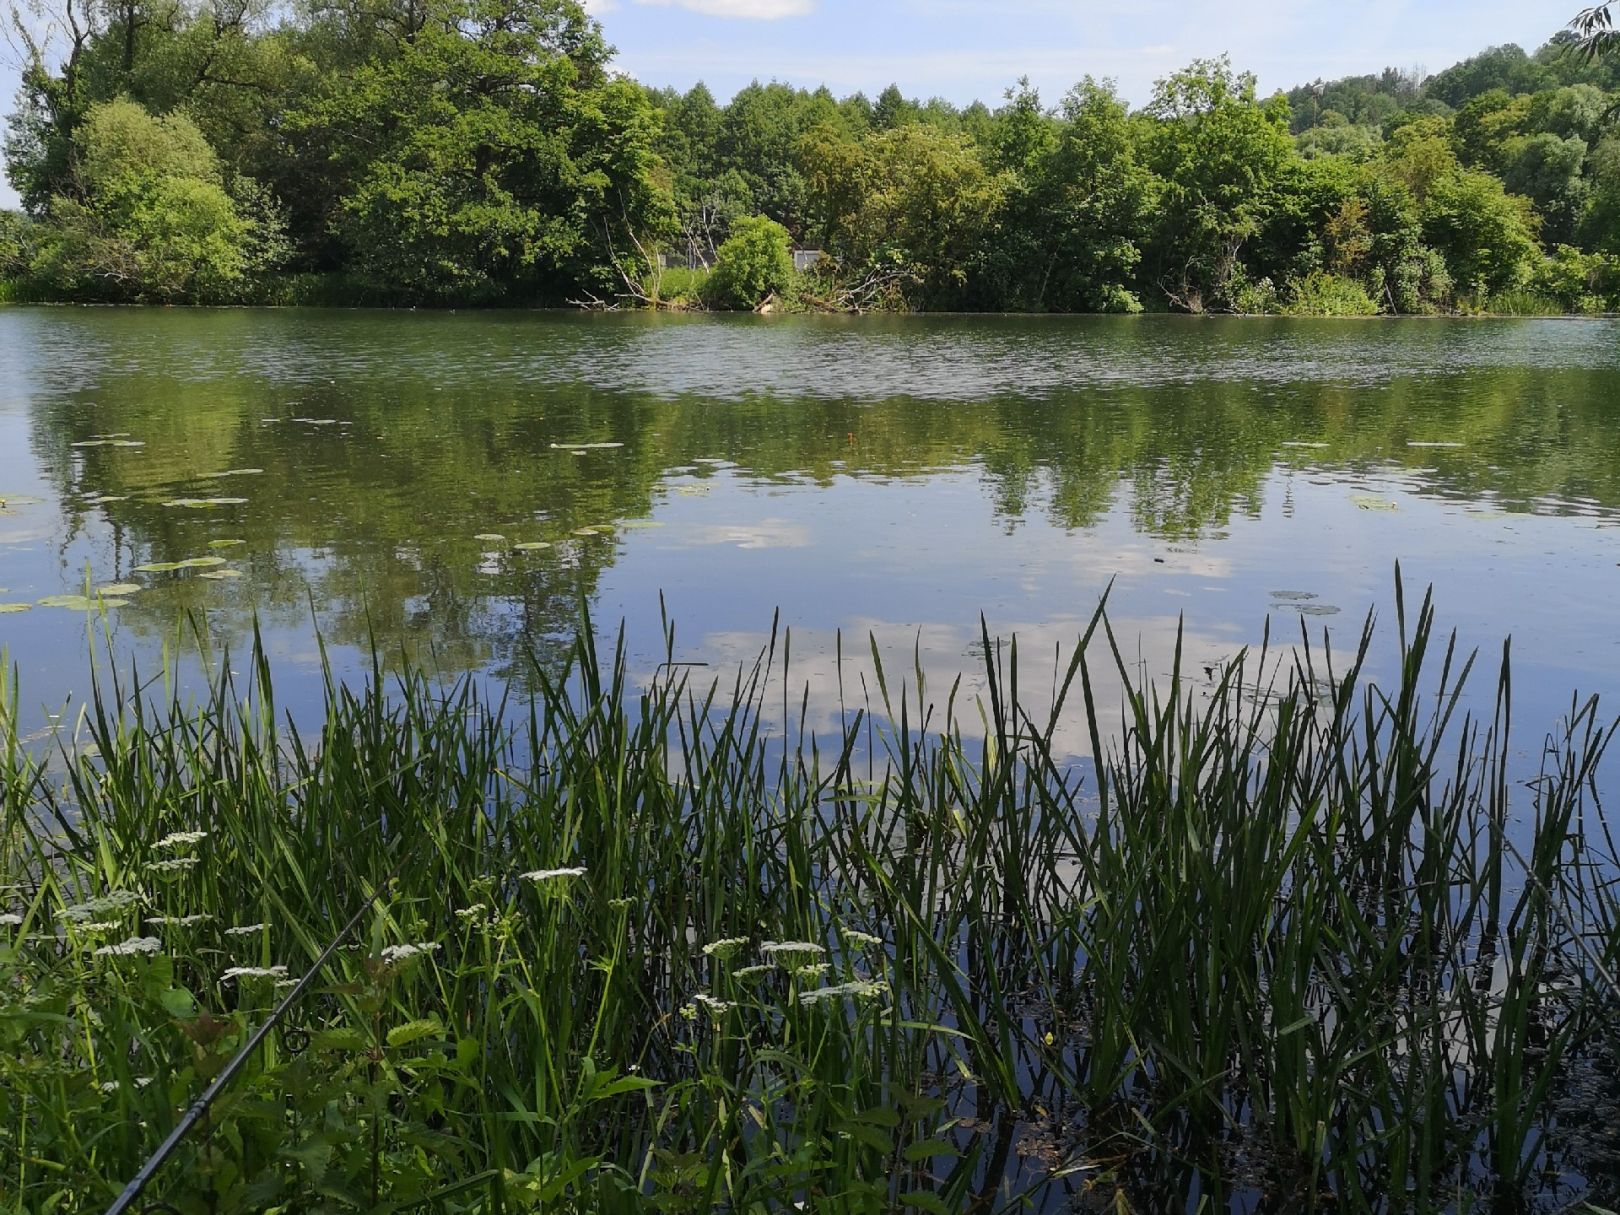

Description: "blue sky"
0 1 1576 209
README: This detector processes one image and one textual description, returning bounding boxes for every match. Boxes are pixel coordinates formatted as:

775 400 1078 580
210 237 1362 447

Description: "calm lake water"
1 308 1618 766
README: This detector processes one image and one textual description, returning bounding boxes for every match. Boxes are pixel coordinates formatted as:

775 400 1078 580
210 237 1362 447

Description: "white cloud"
635 0 814 18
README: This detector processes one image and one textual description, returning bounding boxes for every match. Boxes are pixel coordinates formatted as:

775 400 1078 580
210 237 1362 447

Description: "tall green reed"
0 579 1616 1213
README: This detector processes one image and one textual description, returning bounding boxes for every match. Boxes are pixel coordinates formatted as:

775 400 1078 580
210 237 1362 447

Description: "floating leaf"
204 469 265 478
549 441 624 450
133 562 183 573
175 556 227 570
0 604 31 614
1350 495 1398 512
619 520 665 530
513 542 551 551
208 539 247 549
72 439 144 449
98 583 143 597
1270 591 1319 602
1407 441 1464 449
38 594 128 611
474 533 506 542
571 527 605 537
83 494 130 505
1280 441 1328 449
1298 604 1342 616
163 497 247 509
292 418 339 425
198 569 243 580
0 494 44 506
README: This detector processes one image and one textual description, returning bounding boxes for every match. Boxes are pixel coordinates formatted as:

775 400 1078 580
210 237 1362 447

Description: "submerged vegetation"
3 583 1620 1212
2 0 1620 311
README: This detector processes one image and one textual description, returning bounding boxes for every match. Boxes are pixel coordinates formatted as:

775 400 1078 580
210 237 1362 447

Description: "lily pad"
198 569 244 580
571 527 608 537
1407 441 1464 449
134 561 182 573
208 539 247 549
162 497 248 509
1350 495 1398 512
293 418 339 426
619 520 665 530
549 441 624 450
175 556 227 570
513 542 552 551
204 468 265 478
0 604 31 614
473 533 507 542
1298 604 1342 616
1280 442 1328 449
38 594 129 611
83 494 130 505
72 439 144 449
1270 591 1319 602
0 494 44 507
97 583 143 597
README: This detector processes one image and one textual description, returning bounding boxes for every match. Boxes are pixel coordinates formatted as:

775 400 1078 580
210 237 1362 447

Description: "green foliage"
3 587 1619 1210
1530 243 1620 311
1421 168 1542 299
1284 269 1381 315
703 214 794 309
27 100 283 303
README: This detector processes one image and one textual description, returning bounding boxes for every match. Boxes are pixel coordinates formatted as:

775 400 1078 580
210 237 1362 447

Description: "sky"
0 0 1579 210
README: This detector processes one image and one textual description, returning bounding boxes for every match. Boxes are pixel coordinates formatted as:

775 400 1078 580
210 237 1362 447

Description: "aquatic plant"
1 581 1617 1212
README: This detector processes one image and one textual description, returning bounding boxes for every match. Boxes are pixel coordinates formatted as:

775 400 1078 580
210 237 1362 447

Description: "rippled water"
1 308 1617 763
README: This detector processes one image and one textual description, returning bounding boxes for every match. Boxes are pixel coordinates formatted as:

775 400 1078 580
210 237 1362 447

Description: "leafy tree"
1503 131 1590 243
1143 58 1298 311
286 0 671 302
1421 168 1542 299
704 214 793 309
28 98 282 301
1425 44 1551 107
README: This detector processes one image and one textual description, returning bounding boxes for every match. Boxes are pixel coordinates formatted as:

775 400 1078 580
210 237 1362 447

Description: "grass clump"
2 581 1619 1213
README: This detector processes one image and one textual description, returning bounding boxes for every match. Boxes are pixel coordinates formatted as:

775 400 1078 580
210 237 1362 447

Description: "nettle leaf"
386 1017 444 1049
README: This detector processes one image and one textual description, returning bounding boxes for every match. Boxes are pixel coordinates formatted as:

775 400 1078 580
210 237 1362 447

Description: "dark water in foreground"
0 308 1617 766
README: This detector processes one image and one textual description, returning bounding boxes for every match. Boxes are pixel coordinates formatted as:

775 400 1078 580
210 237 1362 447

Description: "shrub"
704 215 794 310
1284 270 1381 316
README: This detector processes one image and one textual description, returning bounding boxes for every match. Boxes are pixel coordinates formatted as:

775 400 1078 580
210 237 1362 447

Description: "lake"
2 308 1618 764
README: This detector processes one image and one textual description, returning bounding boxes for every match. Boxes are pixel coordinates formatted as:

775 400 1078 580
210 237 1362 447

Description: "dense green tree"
1143 58 1298 311
284 0 670 302
703 214 792 308
26 98 283 301
1421 167 1541 298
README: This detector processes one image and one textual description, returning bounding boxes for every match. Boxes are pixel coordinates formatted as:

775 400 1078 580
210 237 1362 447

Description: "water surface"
1 308 1617 761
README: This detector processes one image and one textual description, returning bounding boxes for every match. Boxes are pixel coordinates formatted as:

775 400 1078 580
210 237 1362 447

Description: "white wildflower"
155 831 208 850
791 962 831 979
379 942 440 964
733 964 773 981
798 980 889 1006
146 858 200 873
146 914 211 927
760 940 826 958
692 993 736 1015
73 921 124 933
59 890 141 922
93 936 162 957
520 867 587 883
99 1077 154 1094
840 930 885 948
0 913 22 927
222 965 289 980
702 937 749 959
225 923 266 936
454 904 488 920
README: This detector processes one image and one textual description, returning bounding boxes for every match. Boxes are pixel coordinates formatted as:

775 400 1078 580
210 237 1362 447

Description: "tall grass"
2 583 1618 1213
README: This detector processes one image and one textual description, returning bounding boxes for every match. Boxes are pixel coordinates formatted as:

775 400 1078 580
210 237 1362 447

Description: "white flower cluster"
59 890 141 922
146 858 200 873
222 965 290 980
520 867 588 883
224 923 266 936
155 830 209 850
702 936 749 958
0 913 23 927
147 914 211 927
760 940 826 957
380 942 440 964
797 980 889 1006
691 993 736 1015
93 936 162 957
840 930 885 948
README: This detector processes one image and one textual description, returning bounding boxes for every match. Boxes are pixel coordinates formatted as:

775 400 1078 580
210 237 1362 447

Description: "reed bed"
2 582 1619 1214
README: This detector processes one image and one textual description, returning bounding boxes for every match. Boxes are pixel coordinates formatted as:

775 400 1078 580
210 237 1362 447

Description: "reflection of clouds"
673 518 812 550
659 613 1260 760
1076 543 1235 580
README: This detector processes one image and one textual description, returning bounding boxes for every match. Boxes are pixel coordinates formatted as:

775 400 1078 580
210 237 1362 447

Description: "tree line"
1 0 1617 313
